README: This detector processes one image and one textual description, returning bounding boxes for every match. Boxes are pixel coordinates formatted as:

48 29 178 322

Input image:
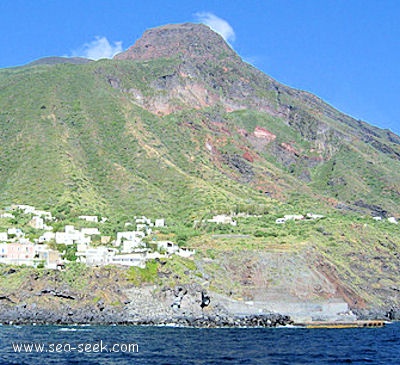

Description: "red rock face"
237 128 248 137
242 151 254 163
253 126 276 142
280 142 299 156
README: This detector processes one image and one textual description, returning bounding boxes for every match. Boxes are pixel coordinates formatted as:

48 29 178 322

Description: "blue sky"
0 0 399 135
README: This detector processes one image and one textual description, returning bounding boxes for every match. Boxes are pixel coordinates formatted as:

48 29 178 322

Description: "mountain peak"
114 22 238 62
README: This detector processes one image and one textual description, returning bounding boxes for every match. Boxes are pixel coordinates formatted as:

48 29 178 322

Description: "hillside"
1 23 399 220
0 23 399 316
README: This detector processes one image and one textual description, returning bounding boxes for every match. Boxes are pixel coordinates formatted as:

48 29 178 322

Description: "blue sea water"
0 322 399 364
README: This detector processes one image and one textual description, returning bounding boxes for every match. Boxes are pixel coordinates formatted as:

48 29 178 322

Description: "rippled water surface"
1 322 399 364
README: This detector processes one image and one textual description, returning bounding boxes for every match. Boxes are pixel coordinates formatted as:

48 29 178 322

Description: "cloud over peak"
72 36 123 60
194 12 236 43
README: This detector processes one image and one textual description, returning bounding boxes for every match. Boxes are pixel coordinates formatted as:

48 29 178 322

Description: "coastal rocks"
0 303 128 325
38 288 76 300
132 313 293 328
386 307 400 321
352 307 400 321
0 297 294 327
171 286 188 309
121 285 295 327
0 295 15 303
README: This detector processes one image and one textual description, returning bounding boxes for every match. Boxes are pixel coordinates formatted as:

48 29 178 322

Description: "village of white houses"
0 204 195 270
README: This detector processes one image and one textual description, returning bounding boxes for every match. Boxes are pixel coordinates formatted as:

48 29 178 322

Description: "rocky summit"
115 23 238 63
0 23 399 324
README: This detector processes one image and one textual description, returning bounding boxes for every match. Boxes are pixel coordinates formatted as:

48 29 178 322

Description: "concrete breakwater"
128 313 293 328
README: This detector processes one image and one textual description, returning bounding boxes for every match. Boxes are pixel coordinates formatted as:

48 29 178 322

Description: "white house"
157 241 179 255
77 246 117 266
207 214 237 226
33 210 53 221
276 215 305 224
284 215 304 221
146 251 168 260
135 216 152 225
306 213 324 220
111 252 147 268
155 219 165 228
65 225 75 234
55 226 88 245
76 242 89 254
155 242 194 257
38 231 56 243
0 213 14 219
7 228 24 238
34 245 62 269
29 216 44 230
176 247 196 258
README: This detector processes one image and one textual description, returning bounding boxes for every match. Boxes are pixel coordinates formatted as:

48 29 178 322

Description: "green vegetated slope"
0 60 272 220
1 54 399 219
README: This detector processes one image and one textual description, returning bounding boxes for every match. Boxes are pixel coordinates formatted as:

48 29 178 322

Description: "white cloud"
71 36 123 60
194 12 236 43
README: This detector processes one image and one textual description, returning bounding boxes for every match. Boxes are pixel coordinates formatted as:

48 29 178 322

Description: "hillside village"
2 201 399 270
0 204 195 270
1 203 398 272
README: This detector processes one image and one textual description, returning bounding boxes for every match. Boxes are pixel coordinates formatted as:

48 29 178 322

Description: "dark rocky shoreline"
1 266 398 327
1 301 397 327
0 303 293 327
352 307 400 321
131 313 294 328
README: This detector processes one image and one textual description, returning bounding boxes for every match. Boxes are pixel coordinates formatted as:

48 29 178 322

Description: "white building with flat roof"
76 246 117 266
111 252 147 268
55 226 88 245
155 219 165 228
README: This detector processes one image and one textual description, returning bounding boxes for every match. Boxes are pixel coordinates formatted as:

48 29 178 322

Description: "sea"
0 322 399 364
